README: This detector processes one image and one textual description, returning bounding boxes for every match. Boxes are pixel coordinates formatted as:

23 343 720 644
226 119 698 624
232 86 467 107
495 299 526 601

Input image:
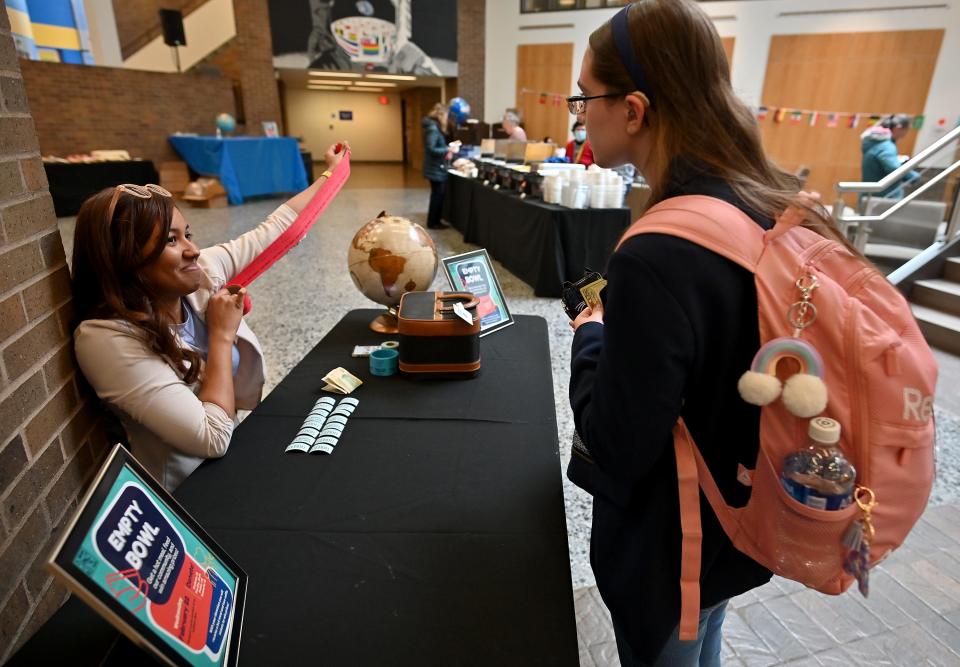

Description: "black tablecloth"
9 310 578 667
44 160 159 217
443 174 631 297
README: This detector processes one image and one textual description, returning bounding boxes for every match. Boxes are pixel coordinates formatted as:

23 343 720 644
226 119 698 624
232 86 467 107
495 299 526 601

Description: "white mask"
574 129 587 143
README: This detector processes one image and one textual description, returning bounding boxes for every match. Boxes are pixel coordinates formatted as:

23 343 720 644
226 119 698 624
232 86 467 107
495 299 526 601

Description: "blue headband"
611 4 654 106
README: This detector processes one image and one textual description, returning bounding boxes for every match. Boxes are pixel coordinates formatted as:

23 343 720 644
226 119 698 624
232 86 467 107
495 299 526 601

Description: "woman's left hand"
324 141 350 170
571 303 604 330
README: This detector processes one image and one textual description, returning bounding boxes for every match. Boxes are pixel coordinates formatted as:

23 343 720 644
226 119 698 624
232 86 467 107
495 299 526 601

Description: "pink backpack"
617 195 938 640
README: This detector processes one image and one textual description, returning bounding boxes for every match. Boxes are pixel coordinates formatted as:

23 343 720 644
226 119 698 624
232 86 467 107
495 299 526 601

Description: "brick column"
457 0 485 121
0 1 108 660
209 0 283 134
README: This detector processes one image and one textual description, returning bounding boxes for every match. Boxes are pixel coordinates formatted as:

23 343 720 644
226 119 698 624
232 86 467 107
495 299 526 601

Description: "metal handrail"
832 124 960 254
839 159 960 224
836 125 960 194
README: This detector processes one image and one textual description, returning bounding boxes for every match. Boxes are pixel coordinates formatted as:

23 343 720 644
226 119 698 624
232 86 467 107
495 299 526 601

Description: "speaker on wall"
159 9 186 47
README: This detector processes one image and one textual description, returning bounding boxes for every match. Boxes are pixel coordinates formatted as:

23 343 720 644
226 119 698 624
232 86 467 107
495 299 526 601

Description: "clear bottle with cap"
781 417 856 510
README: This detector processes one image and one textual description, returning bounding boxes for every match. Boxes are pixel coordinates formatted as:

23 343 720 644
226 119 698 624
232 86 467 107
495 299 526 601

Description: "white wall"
123 0 236 72
284 89 405 162
485 0 960 164
83 0 122 67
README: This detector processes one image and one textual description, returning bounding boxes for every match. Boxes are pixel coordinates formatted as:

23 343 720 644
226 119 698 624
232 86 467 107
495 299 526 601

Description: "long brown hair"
428 102 448 133
71 189 202 383
589 0 857 251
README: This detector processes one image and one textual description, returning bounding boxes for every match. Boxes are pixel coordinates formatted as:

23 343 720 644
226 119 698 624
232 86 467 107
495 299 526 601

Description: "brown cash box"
397 291 481 378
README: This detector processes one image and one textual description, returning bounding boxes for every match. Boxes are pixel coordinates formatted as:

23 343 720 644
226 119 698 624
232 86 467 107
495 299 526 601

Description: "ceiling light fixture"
309 71 361 78
364 74 416 81
308 80 356 86
355 81 396 87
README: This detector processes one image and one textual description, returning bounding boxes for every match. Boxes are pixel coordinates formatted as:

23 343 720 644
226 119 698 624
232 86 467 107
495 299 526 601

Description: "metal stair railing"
832 124 960 256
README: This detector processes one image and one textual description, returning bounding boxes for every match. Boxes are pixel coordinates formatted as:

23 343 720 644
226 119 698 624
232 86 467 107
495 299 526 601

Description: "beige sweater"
75 204 297 491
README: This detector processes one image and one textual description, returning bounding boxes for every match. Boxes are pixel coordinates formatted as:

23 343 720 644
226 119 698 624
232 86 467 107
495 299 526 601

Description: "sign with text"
442 249 513 336
47 445 246 666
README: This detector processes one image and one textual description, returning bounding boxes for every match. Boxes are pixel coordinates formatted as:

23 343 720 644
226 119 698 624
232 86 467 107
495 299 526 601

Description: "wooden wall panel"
515 43 575 144
760 30 943 202
722 37 734 71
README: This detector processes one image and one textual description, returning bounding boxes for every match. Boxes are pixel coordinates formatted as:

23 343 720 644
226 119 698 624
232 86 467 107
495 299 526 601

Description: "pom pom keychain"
738 337 828 417
738 273 828 417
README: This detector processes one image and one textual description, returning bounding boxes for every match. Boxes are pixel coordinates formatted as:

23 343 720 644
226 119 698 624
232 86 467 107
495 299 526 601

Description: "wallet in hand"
561 269 605 320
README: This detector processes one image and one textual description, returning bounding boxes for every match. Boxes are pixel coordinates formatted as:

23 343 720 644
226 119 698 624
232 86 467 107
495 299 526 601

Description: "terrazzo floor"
56 164 960 595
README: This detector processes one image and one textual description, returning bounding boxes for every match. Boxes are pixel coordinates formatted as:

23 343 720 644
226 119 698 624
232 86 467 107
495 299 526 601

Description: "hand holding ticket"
322 367 363 394
579 278 608 309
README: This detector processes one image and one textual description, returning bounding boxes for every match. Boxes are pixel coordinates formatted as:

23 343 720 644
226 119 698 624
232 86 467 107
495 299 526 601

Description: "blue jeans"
613 600 729 667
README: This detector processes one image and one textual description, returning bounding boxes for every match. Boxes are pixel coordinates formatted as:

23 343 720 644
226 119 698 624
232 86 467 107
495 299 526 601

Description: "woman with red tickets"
72 142 349 491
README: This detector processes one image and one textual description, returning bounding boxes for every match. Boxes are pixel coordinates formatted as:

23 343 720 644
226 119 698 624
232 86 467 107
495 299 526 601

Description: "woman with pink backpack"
567 1 936 665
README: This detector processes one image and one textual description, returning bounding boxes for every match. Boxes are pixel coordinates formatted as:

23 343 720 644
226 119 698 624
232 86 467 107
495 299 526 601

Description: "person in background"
422 102 454 229
566 120 595 166
860 114 920 201
502 111 528 141
71 143 349 491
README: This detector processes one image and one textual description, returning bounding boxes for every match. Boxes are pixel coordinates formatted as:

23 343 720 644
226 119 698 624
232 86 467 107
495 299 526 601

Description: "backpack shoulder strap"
617 195 766 272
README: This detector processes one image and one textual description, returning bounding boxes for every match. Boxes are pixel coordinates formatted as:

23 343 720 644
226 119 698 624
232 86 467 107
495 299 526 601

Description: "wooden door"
760 30 943 202
515 43 575 144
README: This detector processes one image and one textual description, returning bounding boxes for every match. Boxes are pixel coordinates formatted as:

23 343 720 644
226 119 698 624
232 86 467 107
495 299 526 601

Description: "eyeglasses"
106 183 173 222
566 92 635 115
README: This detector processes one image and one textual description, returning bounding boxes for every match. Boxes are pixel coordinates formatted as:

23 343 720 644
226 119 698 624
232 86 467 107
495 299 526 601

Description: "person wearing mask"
422 102 456 229
502 111 528 142
72 143 350 491
565 120 595 166
565 1 869 664
860 114 920 201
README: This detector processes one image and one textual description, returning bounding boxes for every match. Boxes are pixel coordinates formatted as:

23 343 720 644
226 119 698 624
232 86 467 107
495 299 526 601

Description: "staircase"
912 256 960 355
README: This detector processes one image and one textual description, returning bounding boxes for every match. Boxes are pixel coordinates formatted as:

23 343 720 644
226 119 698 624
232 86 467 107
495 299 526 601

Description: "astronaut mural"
269 0 457 76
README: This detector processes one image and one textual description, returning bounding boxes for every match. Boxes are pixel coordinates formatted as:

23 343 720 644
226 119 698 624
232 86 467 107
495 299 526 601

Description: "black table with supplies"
443 172 632 297
9 309 579 666
43 160 160 217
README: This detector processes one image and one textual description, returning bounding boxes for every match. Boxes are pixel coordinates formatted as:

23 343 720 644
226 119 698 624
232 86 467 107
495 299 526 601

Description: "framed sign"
261 121 279 138
339 110 353 121
442 249 514 336
47 444 247 666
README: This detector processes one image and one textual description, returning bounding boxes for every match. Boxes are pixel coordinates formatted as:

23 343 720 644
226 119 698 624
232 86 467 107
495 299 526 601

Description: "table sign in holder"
45 444 248 667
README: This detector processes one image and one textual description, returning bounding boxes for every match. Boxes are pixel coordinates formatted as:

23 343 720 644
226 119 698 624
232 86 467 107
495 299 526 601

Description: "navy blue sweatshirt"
568 159 774 662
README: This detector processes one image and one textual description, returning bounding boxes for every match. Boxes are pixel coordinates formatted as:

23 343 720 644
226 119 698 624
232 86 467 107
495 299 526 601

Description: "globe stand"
370 308 399 334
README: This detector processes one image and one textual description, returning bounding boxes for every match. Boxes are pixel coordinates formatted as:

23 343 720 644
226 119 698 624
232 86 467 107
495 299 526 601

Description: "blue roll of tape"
370 348 399 376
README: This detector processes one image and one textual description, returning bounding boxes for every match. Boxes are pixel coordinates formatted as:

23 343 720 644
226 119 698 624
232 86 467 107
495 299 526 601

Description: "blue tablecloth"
168 136 309 205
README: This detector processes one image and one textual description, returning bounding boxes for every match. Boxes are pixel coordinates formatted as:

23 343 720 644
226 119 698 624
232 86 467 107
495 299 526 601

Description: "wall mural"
269 0 457 76
5 0 94 64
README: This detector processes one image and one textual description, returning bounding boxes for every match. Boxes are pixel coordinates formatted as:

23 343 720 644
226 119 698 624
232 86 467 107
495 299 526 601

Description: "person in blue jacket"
422 103 454 229
861 114 920 200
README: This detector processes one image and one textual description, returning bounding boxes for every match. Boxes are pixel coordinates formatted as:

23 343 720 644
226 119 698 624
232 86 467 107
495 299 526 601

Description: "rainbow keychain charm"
738 274 828 417
737 336 827 418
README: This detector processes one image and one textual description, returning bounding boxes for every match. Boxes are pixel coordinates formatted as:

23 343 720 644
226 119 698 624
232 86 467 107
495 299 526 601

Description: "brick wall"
0 1 111 660
20 60 235 164
206 0 283 135
457 0 485 121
